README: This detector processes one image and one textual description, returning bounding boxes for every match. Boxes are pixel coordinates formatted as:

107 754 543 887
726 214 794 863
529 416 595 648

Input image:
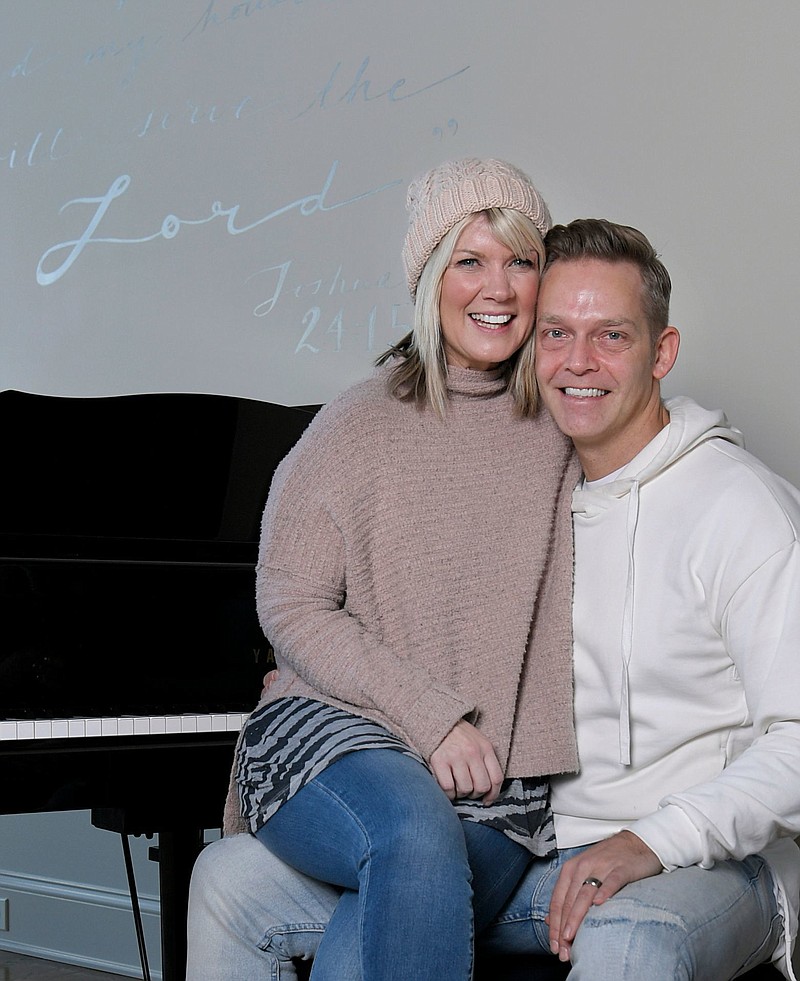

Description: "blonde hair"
377 208 545 418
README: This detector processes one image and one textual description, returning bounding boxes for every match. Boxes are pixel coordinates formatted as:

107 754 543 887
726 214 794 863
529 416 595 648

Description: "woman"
215 158 580 981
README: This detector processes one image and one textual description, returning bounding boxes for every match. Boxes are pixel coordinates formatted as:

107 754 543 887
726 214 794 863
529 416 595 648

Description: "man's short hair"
543 218 671 344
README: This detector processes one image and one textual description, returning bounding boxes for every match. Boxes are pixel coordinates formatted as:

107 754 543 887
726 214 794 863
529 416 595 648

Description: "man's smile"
563 387 610 398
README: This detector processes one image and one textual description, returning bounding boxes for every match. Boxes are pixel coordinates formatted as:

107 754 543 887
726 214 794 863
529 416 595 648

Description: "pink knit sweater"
223 363 580 835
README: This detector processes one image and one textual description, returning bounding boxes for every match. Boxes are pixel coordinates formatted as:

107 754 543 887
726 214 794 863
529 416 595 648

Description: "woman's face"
439 213 540 371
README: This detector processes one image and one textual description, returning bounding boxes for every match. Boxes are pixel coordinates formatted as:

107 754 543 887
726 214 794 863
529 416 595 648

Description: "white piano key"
33 720 52 739
181 716 198 733
51 719 69 739
165 716 182 734
101 718 119 737
133 717 151 735
17 721 35 740
0 721 18 741
149 716 166 734
117 717 134 736
195 715 212 732
69 718 86 738
85 718 103 737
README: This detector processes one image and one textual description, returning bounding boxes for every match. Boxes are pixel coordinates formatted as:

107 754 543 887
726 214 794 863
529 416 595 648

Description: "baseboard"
0 870 162 978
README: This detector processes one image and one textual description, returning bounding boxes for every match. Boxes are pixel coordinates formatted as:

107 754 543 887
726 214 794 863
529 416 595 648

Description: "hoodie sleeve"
629 539 800 870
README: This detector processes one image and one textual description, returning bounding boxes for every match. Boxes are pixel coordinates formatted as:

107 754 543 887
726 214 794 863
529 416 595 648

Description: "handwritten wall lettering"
248 260 396 318
183 0 323 40
433 118 458 139
245 258 410 355
3 3 485 406
0 128 72 169
82 33 161 88
136 96 255 137
294 302 411 355
36 161 402 286
3 44 51 82
296 57 469 117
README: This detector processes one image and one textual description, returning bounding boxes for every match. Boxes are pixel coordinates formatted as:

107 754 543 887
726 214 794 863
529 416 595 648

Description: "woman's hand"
263 672 503 804
429 719 504 804
261 669 279 697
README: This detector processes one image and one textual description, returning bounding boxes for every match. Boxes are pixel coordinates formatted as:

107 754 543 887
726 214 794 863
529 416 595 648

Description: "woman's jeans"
187 832 782 981
254 748 531 981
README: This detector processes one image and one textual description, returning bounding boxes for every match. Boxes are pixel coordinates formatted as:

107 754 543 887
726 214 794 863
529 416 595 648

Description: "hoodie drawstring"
618 480 641 765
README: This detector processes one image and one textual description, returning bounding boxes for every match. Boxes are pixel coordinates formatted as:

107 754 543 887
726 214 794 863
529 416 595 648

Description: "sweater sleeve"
254 410 476 760
629 541 800 870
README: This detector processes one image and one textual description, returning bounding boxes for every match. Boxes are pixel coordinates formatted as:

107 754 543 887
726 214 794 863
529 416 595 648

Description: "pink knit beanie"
401 158 552 299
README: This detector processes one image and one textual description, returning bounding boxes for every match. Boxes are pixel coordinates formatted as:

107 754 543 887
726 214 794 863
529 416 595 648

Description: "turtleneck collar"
445 363 507 398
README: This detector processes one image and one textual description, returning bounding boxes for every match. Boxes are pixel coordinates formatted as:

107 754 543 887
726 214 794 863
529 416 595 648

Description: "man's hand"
429 719 504 804
547 831 663 962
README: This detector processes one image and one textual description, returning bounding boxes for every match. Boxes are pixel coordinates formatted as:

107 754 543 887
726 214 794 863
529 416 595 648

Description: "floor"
0 951 128 981
0 948 787 981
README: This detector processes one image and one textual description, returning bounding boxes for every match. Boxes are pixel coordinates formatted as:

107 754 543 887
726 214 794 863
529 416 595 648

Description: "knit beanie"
401 158 552 299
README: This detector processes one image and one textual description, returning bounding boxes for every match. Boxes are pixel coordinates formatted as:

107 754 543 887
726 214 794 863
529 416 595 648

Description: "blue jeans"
253 749 531 981
187 835 782 981
482 846 781 980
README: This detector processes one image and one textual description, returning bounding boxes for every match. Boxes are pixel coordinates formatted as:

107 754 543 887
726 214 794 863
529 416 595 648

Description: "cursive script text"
36 160 401 285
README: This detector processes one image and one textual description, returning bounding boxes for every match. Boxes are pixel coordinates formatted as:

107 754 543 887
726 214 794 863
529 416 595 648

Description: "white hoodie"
550 396 800 978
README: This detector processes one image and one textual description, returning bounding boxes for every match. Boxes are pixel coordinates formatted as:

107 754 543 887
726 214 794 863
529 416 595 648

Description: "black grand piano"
0 389 321 980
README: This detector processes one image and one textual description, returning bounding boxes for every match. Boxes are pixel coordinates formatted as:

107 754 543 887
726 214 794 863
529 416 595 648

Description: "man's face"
534 258 679 478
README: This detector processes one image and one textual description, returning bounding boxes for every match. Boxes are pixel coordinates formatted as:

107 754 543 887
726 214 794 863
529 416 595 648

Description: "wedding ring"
582 876 603 888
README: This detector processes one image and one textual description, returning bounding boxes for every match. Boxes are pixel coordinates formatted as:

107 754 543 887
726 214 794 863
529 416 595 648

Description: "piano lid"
1 390 322 720
2 390 321 565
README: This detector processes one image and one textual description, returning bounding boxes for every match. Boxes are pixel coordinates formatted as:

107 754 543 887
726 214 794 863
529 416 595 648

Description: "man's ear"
653 326 680 380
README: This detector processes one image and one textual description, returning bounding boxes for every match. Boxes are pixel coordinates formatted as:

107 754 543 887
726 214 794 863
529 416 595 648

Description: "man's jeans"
187 833 780 981
484 846 781 980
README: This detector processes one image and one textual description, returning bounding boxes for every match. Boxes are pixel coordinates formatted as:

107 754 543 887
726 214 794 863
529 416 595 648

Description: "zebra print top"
236 697 556 856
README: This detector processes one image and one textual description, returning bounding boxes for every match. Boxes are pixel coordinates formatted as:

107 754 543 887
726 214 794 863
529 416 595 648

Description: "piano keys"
0 711 251 741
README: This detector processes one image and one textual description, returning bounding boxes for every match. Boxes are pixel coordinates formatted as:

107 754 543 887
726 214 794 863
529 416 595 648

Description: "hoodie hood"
572 396 745 517
571 396 745 764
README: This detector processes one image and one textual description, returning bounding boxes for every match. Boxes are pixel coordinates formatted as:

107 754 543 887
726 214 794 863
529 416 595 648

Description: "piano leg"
121 832 152 980
92 808 204 981
151 829 205 981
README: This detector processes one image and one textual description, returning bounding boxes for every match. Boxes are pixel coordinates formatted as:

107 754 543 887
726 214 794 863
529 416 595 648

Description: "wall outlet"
0 897 8 931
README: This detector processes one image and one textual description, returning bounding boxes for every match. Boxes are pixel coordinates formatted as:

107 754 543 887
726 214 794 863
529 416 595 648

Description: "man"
187 219 800 980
